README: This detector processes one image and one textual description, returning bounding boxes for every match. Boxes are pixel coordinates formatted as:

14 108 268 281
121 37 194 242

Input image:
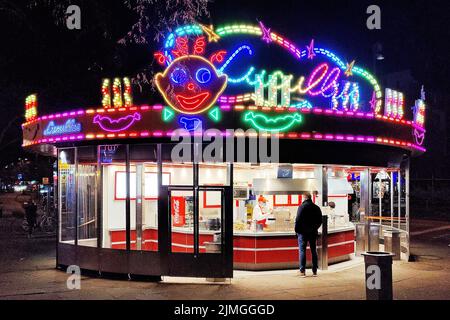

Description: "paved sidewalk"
0 213 449 300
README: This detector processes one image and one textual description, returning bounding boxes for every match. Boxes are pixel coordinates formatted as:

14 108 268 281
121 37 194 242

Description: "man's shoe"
298 271 306 278
312 271 318 277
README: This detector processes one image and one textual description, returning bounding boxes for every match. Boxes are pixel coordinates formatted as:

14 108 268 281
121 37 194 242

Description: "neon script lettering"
43 119 81 136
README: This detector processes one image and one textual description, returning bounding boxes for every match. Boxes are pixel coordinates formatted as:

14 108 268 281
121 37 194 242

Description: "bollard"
362 251 395 300
384 230 401 260
355 222 366 256
368 224 380 251
318 215 328 270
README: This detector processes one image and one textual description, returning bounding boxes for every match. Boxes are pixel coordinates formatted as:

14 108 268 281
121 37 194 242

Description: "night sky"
1 0 449 176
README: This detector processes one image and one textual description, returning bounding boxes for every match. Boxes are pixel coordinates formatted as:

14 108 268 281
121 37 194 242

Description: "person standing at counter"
252 195 272 230
295 192 323 277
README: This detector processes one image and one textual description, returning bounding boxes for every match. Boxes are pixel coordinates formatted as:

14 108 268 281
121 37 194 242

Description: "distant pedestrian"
295 192 323 277
24 201 38 238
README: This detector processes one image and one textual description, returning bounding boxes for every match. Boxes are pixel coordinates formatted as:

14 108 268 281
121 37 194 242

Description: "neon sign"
155 55 227 115
43 119 81 136
179 117 202 131
384 89 404 119
102 77 134 109
25 94 38 121
93 112 141 132
150 22 419 134
413 99 425 127
243 112 302 132
413 129 425 146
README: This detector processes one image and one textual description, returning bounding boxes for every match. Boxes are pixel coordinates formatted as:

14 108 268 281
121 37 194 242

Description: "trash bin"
384 230 401 260
369 224 380 251
362 251 395 300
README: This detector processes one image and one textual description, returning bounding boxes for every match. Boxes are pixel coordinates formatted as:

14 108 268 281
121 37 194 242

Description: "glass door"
158 165 233 278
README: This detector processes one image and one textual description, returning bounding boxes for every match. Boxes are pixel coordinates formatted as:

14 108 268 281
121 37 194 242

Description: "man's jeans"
297 233 318 272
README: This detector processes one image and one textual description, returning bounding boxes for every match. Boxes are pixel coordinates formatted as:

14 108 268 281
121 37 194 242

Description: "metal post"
193 143 200 257
360 168 370 221
74 147 78 246
136 164 144 251
125 144 131 251
405 158 410 260
397 169 401 229
322 166 328 206
319 215 328 270
96 146 103 248
368 169 372 217
314 165 328 206
379 174 382 220
360 168 371 251
390 171 394 228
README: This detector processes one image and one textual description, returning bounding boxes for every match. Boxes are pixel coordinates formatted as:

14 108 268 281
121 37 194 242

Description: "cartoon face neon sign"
155 55 227 115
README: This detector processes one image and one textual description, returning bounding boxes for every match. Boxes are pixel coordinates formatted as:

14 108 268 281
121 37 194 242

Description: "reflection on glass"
100 145 126 250
77 164 97 246
170 190 194 253
200 190 222 254
59 148 76 243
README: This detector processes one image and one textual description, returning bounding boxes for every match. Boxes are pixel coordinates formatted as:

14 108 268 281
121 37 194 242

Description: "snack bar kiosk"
21 22 426 279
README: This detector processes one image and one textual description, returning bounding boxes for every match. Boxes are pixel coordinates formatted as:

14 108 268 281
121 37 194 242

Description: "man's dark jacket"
295 199 323 235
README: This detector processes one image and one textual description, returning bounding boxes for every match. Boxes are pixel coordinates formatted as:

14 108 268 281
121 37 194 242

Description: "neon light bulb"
307 64 329 96
280 75 291 107
123 77 133 107
154 52 166 65
171 36 189 58
319 67 341 94
101 79 111 109
193 36 206 55
25 94 38 121
227 67 255 83
112 78 123 108
414 99 426 127
254 72 265 106
210 50 227 64
219 45 253 73
397 93 404 119
267 74 278 107
349 83 360 111
384 88 392 117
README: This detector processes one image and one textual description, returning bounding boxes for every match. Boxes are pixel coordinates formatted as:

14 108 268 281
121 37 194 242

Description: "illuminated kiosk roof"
22 23 426 159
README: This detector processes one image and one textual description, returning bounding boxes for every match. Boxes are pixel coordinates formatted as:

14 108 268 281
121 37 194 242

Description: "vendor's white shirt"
252 205 268 221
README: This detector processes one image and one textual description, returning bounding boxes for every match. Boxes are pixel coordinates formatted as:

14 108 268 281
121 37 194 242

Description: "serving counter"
233 226 355 270
109 224 355 270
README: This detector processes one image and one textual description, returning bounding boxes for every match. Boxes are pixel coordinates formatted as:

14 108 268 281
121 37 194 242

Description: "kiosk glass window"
77 146 98 247
58 148 76 243
100 145 127 250
129 144 158 251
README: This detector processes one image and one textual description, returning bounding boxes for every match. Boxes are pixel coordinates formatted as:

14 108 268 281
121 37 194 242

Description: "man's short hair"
304 192 312 200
